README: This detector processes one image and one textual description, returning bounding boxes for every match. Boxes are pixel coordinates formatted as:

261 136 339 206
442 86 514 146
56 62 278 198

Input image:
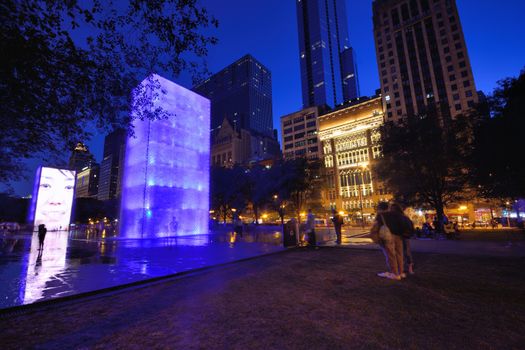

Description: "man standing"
331 209 344 244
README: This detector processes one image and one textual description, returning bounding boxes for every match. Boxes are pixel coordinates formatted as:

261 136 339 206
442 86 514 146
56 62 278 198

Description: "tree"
469 69 525 202
242 165 273 225
375 104 471 232
1 0 218 185
210 166 246 223
266 159 320 225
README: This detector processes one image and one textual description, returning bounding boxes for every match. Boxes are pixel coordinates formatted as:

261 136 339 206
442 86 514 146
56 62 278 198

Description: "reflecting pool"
0 227 283 309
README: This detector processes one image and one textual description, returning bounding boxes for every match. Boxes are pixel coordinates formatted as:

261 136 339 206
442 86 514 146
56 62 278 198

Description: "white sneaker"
400 273 407 279
377 272 390 278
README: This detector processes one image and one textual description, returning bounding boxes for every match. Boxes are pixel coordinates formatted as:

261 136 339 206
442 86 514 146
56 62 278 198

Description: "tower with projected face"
119 74 210 238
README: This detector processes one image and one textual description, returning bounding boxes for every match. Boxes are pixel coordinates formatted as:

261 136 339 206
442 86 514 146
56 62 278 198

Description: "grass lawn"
1 248 524 349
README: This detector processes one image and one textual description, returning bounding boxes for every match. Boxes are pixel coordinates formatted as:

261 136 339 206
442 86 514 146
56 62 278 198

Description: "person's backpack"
378 215 393 241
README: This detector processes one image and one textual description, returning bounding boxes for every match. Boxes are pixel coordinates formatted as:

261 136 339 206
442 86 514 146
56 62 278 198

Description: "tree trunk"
435 202 445 234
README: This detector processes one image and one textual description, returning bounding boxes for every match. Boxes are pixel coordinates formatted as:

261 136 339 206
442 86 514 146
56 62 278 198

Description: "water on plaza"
0 227 284 309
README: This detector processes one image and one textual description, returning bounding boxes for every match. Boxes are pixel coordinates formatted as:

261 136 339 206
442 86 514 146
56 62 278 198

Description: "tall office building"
68 142 95 172
373 0 478 120
280 106 322 160
75 163 99 199
193 54 273 137
98 129 126 201
297 0 360 109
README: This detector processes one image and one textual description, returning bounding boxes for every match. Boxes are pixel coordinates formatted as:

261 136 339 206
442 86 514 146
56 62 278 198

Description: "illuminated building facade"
373 0 478 120
280 106 321 160
75 164 99 199
119 74 210 239
319 96 391 219
297 0 360 108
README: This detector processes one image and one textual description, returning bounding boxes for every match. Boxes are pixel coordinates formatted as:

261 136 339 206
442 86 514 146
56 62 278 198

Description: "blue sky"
6 0 525 196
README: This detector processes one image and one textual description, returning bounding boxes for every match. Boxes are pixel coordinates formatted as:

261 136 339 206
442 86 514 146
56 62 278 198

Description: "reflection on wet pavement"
0 227 284 309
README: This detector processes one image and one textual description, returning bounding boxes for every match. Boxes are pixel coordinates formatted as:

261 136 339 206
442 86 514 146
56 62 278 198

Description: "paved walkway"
1 248 524 349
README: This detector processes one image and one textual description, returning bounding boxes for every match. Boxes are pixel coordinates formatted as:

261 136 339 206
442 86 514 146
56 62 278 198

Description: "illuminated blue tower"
119 74 210 238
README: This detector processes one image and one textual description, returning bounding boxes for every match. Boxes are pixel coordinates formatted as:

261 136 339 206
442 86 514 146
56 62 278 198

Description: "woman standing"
390 203 415 276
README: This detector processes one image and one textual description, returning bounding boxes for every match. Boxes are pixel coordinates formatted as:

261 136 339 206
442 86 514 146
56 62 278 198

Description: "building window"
467 100 475 108
444 47 450 54
465 90 473 97
445 55 452 62
293 116 304 124
449 74 456 81
455 104 462 111
453 93 460 101
459 61 466 68
284 128 292 134
455 42 462 49
451 84 458 91
284 136 293 142
463 80 471 87
457 51 464 59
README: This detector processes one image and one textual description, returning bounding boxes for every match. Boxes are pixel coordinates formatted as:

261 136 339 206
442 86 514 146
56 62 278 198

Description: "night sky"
6 0 525 196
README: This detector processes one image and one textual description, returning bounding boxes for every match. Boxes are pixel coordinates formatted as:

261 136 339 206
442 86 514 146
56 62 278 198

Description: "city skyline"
4 0 525 195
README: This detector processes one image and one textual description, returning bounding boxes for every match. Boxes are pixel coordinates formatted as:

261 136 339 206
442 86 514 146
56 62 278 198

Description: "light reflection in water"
0 228 284 309
23 231 69 304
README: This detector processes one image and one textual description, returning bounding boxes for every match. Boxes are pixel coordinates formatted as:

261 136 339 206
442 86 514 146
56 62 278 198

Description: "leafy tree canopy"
469 69 525 200
1 0 218 184
375 104 471 230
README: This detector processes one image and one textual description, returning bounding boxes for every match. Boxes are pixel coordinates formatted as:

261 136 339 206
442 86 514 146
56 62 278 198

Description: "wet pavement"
0 226 285 309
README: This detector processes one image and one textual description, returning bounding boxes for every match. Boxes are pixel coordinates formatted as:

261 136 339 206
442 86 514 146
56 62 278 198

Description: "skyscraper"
68 142 95 172
372 0 478 120
297 0 360 109
193 54 273 137
97 129 126 201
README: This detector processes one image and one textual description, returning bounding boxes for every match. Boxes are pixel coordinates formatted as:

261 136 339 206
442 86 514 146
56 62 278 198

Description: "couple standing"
371 202 414 281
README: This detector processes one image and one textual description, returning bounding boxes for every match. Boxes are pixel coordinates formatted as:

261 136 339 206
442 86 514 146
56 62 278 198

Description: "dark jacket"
376 211 405 236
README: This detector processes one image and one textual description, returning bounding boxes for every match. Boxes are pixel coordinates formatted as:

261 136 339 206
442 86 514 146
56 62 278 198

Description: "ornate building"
318 96 391 221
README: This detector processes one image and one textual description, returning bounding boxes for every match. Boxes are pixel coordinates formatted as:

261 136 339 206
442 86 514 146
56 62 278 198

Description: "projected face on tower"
33 167 76 231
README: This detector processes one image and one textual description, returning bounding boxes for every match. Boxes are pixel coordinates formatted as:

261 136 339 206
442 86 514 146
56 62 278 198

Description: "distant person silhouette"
38 224 47 250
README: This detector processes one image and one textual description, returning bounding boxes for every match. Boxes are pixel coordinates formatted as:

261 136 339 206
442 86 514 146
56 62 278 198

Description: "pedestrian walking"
331 209 344 244
305 209 317 247
390 203 415 276
38 224 47 250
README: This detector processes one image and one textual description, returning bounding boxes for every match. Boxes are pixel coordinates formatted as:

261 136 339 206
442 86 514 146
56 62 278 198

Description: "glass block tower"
119 74 210 239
